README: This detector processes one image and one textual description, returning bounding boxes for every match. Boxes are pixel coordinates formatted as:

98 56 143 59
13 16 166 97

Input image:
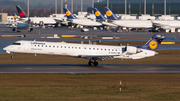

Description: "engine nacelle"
125 46 137 54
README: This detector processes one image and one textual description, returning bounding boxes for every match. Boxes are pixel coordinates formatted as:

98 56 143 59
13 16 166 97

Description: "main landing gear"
88 59 99 66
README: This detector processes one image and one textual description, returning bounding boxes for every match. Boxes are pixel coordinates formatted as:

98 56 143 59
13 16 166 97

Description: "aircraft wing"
78 55 120 61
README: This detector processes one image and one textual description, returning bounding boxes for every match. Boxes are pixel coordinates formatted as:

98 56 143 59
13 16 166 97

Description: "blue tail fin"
104 7 119 20
63 8 77 19
138 35 174 51
92 8 106 21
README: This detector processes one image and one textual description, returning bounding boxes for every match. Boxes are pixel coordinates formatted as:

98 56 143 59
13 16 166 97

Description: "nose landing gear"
11 53 14 59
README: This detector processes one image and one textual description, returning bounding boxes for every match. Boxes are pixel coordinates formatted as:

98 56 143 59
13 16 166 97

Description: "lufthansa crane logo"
66 11 71 16
95 11 101 17
149 40 158 50
106 11 112 17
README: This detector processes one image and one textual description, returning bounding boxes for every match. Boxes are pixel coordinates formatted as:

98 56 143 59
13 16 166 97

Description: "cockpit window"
11 43 21 45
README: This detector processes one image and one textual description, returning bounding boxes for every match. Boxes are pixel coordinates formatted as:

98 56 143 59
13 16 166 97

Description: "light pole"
71 0 73 13
164 0 166 15
107 0 109 7
55 0 57 14
125 0 127 15
27 0 29 16
81 0 83 14
92 0 94 14
144 0 146 15
61 0 63 14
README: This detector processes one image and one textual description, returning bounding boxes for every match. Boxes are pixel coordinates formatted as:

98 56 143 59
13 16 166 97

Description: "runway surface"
0 64 180 74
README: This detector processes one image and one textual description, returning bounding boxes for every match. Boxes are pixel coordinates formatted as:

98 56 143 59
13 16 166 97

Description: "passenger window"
93 48 95 50
89 48 91 50
84 47 86 49
108 49 110 51
79 47 81 49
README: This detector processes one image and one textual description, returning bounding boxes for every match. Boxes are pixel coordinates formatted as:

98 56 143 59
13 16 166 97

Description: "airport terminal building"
88 0 180 15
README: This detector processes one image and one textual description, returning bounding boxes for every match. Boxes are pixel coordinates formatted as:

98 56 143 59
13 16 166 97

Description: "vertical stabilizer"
63 8 77 19
92 8 106 21
16 6 28 18
138 35 174 51
104 7 119 20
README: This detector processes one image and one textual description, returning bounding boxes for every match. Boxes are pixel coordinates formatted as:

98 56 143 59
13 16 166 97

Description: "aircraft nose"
3 46 8 51
3 46 11 53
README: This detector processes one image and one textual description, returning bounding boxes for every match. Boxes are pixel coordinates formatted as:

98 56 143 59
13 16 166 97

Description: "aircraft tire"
11 56 14 59
88 61 93 66
94 62 98 66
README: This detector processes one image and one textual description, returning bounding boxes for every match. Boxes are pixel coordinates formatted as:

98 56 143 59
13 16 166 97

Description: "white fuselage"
111 20 153 29
152 20 180 29
3 40 156 60
17 17 56 25
71 19 102 26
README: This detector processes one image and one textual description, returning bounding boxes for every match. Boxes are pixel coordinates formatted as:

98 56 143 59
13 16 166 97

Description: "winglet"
63 8 77 19
104 7 119 20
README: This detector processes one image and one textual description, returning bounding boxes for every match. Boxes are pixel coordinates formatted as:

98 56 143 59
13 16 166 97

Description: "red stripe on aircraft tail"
19 11 25 17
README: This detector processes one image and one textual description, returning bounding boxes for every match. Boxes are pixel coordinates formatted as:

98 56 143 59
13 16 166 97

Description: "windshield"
11 43 21 45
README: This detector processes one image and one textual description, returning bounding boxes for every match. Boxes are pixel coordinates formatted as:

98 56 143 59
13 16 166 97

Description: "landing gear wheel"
11 56 14 59
88 61 93 66
93 62 98 66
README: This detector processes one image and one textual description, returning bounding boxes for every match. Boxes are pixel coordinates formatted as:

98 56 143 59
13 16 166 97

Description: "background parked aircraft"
16 6 57 27
63 8 103 28
12 13 33 32
104 7 153 32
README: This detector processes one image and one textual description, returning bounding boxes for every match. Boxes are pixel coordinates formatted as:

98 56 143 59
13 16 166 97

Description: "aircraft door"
24 41 29 51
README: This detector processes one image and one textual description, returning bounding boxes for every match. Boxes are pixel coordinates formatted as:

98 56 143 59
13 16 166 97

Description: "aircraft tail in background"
16 6 28 18
104 7 119 20
63 8 77 19
92 8 106 21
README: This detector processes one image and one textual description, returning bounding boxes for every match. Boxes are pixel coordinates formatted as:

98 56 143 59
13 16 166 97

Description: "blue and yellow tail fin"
138 35 175 51
92 8 106 21
63 8 77 19
104 7 119 20
13 13 18 20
